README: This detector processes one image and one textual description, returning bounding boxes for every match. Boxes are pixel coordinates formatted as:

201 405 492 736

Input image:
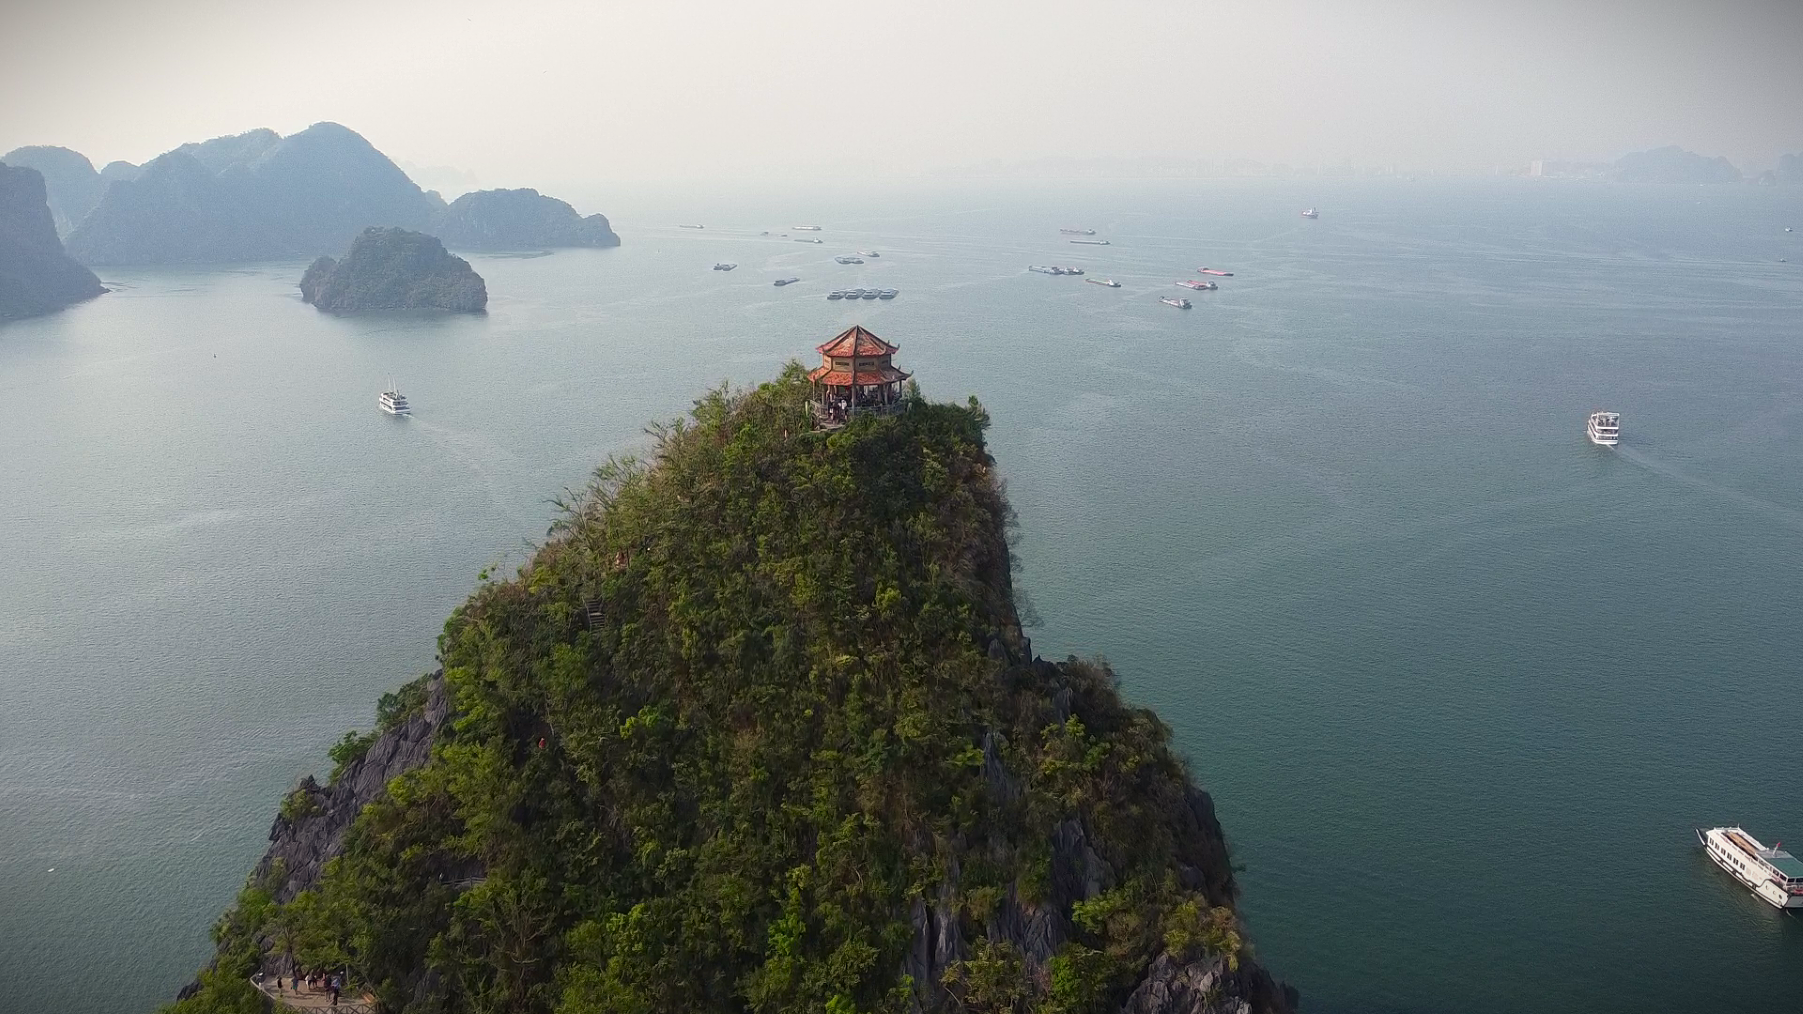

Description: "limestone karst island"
164 327 1294 1014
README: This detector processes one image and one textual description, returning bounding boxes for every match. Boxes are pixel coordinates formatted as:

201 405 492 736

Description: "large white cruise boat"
1697 827 1803 909
1586 411 1619 446
379 385 410 416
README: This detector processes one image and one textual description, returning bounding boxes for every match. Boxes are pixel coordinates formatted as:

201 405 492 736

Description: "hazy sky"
3 0 1800 186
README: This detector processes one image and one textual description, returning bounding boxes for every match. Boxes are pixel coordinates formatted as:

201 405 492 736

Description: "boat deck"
1723 830 1803 879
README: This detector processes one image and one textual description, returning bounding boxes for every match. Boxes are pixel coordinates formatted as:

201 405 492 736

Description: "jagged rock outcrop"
260 674 451 902
300 227 486 313
897 655 1273 1014
175 674 452 1000
431 187 621 250
66 122 440 265
1613 145 1742 184
0 162 106 320
0 145 104 236
1121 953 1293 1014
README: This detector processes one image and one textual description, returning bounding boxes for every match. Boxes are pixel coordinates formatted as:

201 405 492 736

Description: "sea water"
2 178 1800 1014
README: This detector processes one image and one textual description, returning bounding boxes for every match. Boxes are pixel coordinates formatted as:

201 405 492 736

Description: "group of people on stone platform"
257 968 346 1006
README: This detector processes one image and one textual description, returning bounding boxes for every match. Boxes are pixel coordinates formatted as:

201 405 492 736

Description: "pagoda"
807 325 911 428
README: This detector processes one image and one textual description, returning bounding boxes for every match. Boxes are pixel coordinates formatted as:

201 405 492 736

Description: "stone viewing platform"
252 974 373 1013
807 325 911 429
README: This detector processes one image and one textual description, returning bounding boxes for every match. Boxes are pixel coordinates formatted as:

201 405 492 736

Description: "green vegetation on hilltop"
168 367 1274 1014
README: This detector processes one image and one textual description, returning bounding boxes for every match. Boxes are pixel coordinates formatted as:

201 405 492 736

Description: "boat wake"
1613 444 1803 533
408 418 519 515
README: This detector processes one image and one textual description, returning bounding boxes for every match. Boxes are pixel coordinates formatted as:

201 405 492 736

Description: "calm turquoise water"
3 179 1801 1014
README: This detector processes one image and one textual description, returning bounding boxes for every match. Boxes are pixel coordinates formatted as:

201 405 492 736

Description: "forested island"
166 370 1291 1014
300 227 487 313
433 188 620 251
0 161 106 320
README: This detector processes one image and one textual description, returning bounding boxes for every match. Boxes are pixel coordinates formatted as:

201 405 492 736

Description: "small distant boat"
860 289 879 299
834 255 864 264
1586 411 1620 446
1086 277 1121 288
1161 296 1192 309
793 225 822 231
827 290 845 300
1786 227 1793 233
796 238 823 244
1198 268 1233 276
713 262 737 271
773 277 800 286
858 250 880 257
1697 827 1803 909
378 384 410 417
1060 228 1096 235
1301 208 1320 219
1177 280 1216 291
680 224 705 229
878 288 897 299
1070 239 1111 246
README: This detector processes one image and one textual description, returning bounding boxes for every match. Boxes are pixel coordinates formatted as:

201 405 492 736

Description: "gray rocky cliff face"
0 162 106 320
1121 953 1263 1014
176 674 451 1000
259 673 451 902
0 145 104 236
899 653 1292 1014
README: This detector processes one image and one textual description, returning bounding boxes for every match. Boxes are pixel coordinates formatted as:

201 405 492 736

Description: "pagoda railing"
812 399 905 429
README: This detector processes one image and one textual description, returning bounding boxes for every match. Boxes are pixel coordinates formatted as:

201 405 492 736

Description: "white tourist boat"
1696 827 1803 909
1587 411 1620 446
378 384 410 417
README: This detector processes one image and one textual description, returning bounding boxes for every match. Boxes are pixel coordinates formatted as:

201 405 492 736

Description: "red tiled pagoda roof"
815 325 900 358
808 364 911 386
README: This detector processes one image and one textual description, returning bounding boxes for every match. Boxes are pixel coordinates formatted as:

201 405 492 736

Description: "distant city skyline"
3 0 1800 188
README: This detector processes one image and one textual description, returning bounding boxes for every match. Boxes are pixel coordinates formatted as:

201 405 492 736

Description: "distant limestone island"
1777 153 1803 186
0 161 106 320
432 188 619 250
1533 145 1782 184
1 122 619 267
301 227 486 313
1613 145 1743 184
